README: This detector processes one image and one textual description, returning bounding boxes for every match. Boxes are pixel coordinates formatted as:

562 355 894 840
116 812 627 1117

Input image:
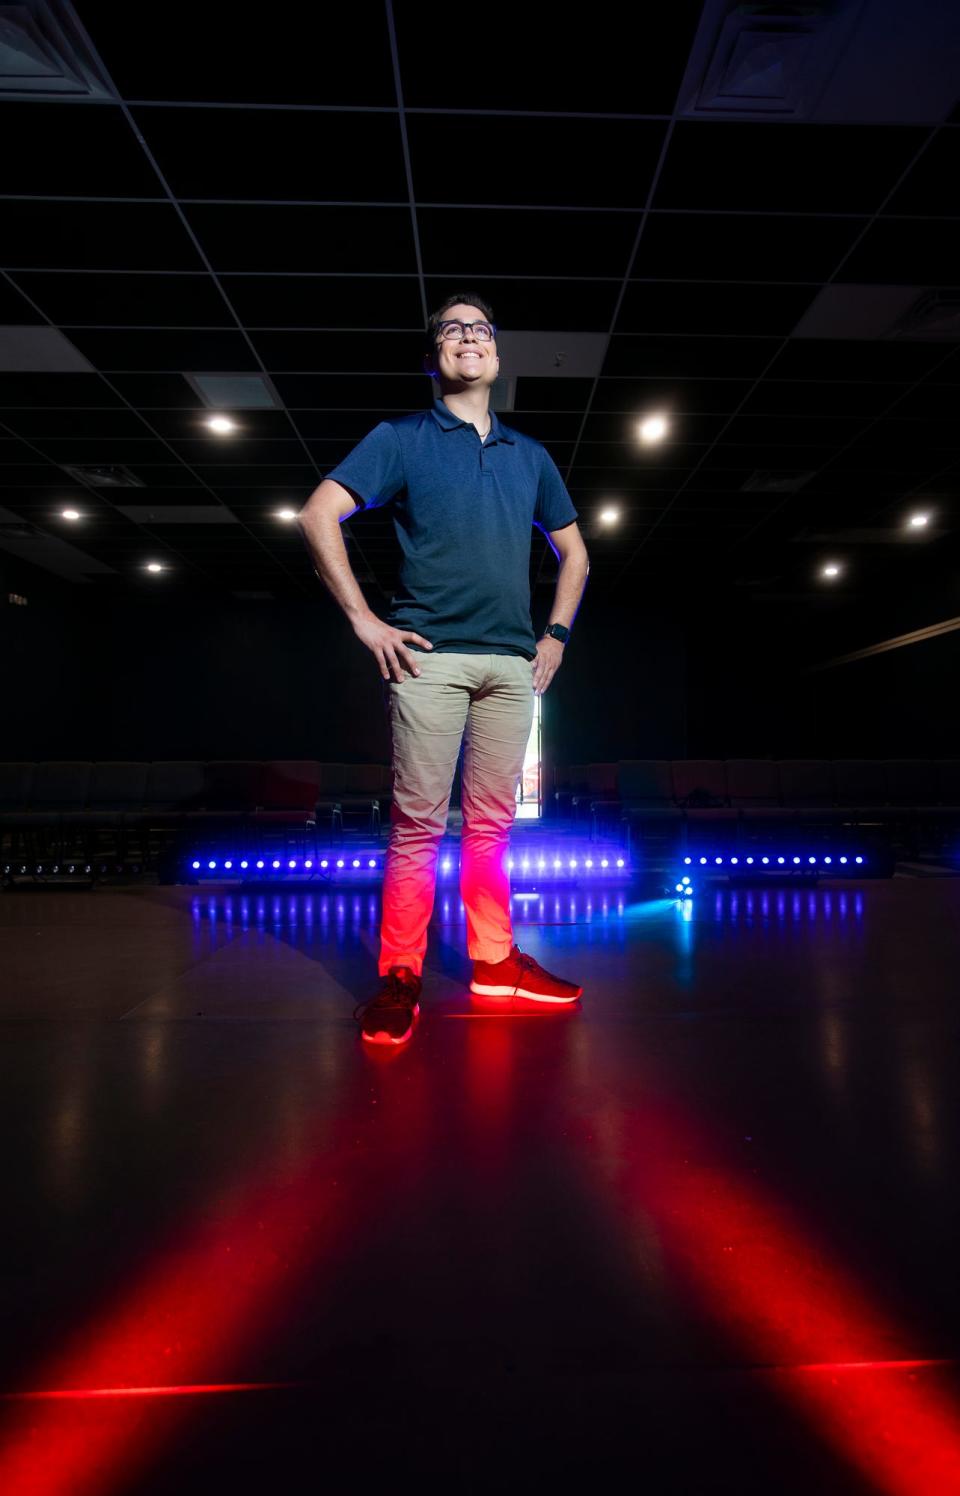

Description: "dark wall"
1 569 391 763
682 551 960 760
2 546 957 765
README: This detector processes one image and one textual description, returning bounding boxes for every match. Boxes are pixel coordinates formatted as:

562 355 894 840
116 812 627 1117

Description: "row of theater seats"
0 761 392 837
558 758 960 810
557 759 960 853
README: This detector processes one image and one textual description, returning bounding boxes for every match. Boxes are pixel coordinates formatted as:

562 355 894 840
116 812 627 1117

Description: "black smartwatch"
543 622 570 644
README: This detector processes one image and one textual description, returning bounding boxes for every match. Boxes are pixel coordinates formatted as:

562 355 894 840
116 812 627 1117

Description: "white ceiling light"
145 562 164 573
907 512 930 528
206 416 237 434
276 508 298 522
61 509 80 521
599 507 620 526
820 562 843 580
638 414 668 444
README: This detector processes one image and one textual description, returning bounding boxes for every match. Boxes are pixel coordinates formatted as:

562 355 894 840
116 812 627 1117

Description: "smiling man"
297 292 590 1045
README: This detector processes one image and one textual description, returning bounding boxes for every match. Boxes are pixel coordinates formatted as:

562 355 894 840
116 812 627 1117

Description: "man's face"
429 303 499 391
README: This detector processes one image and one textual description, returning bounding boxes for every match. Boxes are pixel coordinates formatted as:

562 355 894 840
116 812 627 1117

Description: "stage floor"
1 872 959 1493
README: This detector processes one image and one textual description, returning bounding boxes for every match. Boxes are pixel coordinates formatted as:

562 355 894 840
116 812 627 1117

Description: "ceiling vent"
884 290 960 341
741 470 817 494
0 0 114 99
680 0 957 125
61 464 145 488
186 373 281 409
680 2 864 119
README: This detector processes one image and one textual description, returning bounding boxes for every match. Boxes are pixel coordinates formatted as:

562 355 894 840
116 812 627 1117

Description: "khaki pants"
379 652 535 977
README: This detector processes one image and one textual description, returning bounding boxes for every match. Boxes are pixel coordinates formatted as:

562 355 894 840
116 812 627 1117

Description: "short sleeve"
534 447 578 533
325 422 404 511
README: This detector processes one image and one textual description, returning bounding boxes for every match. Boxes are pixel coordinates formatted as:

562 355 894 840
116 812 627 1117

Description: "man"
297 293 590 1045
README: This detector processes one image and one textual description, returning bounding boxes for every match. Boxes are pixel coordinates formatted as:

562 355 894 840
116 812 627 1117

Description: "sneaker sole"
360 1002 420 1045
469 982 581 1003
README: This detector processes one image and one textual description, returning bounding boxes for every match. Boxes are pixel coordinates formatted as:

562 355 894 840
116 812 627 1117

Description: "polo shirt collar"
430 398 514 444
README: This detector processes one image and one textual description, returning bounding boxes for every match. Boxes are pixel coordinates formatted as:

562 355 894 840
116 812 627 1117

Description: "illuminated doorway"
515 692 541 819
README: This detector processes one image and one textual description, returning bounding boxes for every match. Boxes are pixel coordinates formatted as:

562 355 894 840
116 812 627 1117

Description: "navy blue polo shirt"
325 398 578 660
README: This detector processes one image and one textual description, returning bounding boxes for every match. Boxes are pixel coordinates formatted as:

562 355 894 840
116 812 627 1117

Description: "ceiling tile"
634 212 865 280
616 281 816 335
225 276 423 329
131 105 409 201
767 338 952 381
75 2 396 105
884 128 960 214
2 203 204 271
839 218 960 283
395 2 703 111
250 330 423 373
65 328 257 370
271 374 429 408
11 272 232 328
602 336 777 378
424 278 618 333
0 374 120 407
653 122 928 212
591 377 753 412
0 100 160 194
182 205 418 273
408 115 667 208
417 208 641 277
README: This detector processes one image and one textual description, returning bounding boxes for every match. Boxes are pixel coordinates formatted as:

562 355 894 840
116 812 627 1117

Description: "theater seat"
61 762 150 829
777 760 841 826
616 760 682 854
0 762 36 829
832 759 889 813
672 760 738 847
253 761 321 829
133 762 206 828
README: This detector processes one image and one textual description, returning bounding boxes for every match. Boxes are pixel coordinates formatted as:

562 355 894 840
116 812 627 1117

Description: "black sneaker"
353 967 422 1046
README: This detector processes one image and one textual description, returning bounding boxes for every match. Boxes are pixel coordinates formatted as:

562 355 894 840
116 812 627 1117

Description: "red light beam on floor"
605 1099 960 1495
0 1077 431 1496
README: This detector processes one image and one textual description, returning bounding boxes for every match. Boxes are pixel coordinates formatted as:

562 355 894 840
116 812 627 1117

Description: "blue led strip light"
187 848 630 878
681 853 865 868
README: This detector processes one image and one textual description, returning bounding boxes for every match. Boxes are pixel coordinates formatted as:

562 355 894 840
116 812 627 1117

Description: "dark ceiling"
0 0 958 606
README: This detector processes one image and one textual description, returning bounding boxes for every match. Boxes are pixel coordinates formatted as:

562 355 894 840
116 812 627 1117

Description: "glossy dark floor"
1 873 959 1494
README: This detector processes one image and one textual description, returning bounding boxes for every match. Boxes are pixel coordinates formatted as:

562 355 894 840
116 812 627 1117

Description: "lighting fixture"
638 413 668 444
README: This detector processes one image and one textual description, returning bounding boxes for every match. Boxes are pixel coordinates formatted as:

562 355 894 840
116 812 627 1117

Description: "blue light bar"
185 841 631 884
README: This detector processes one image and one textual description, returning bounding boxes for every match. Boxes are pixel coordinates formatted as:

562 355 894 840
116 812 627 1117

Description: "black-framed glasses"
437 319 497 342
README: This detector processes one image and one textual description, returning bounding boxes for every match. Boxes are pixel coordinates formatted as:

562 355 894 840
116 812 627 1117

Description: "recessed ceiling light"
61 509 80 520
907 512 930 528
206 416 236 434
599 507 620 525
638 413 668 444
145 562 164 573
276 508 298 522
820 562 842 579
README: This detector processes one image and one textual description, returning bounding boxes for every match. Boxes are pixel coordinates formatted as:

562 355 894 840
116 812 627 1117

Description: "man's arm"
297 478 369 622
545 520 589 631
531 521 589 697
296 479 433 681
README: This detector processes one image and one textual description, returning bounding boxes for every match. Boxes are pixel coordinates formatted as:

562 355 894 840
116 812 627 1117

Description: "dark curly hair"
423 290 497 367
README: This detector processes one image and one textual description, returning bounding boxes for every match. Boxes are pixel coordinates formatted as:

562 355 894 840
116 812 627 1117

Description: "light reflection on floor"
188 884 869 939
